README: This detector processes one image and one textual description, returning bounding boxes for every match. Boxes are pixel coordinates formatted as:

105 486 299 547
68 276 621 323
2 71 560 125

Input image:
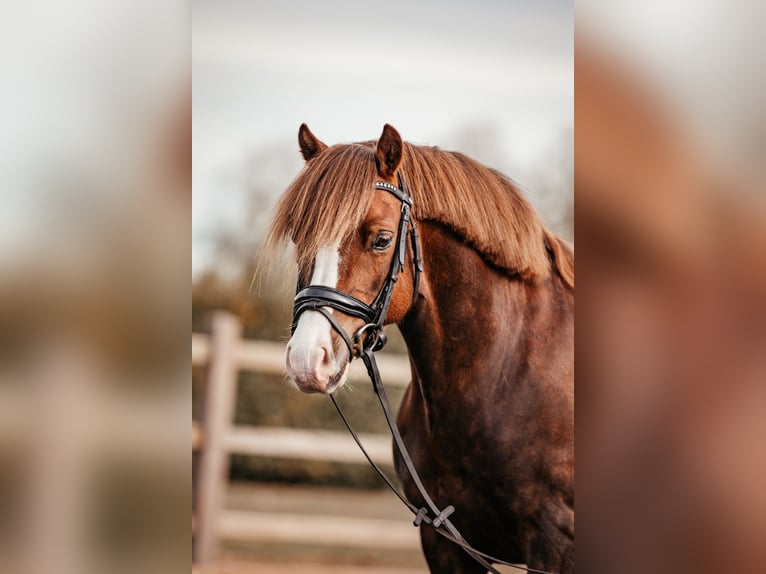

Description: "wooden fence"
192 311 416 564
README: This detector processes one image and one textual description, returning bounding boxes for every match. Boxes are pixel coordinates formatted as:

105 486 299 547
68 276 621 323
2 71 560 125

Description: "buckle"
352 323 377 357
352 323 388 357
372 330 388 351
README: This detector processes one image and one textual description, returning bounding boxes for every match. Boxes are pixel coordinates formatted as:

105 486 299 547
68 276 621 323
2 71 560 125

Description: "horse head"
284 124 420 394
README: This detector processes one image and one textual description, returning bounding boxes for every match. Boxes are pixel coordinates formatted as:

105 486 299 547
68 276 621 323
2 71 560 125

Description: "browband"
375 180 412 205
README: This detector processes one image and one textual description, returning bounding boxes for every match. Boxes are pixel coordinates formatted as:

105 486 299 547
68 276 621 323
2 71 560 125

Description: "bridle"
289 173 556 574
291 172 423 358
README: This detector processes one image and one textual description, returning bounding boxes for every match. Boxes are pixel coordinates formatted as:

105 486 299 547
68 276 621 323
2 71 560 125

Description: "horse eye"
372 234 393 251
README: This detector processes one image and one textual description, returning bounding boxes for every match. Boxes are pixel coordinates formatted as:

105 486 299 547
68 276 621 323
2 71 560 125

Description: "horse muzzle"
285 316 350 393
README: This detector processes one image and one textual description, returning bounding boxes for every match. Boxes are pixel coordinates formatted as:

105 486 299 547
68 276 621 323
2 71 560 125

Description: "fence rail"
192 312 415 564
218 510 420 550
191 332 412 385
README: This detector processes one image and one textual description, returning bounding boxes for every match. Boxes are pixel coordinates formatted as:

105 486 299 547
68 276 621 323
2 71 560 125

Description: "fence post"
194 311 242 562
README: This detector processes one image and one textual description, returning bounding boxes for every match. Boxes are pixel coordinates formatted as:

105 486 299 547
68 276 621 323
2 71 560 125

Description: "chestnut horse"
266 124 574 573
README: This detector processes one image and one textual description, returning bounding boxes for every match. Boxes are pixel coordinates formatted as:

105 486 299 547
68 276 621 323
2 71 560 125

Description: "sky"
192 0 574 276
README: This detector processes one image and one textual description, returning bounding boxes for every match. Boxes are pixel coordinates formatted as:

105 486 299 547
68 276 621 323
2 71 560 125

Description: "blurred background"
0 0 763 573
577 2 766 574
0 2 189 574
192 1 571 572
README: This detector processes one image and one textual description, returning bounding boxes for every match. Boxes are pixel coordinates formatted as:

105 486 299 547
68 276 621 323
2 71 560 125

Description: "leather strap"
375 179 412 204
313 307 354 355
294 286 375 324
409 221 423 298
329 348 555 574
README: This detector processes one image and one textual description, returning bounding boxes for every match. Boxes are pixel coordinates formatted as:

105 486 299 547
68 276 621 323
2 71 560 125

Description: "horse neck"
398 221 557 409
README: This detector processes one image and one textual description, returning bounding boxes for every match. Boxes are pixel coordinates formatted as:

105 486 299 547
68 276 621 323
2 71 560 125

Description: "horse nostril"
285 340 335 389
320 345 333 368
285 344 293 368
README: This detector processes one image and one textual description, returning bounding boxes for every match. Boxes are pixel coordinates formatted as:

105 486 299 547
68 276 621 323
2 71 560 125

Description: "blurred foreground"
0 2 189 573
577 4 766 572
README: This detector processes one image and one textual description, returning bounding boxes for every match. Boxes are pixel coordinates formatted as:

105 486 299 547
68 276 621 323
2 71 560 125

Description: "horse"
265 123 575 573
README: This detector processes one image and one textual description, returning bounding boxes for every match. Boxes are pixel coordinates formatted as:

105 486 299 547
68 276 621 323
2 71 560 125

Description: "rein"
291 174 555 574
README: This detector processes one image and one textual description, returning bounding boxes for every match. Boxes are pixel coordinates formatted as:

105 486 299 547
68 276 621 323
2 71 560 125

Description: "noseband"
291 172 423 357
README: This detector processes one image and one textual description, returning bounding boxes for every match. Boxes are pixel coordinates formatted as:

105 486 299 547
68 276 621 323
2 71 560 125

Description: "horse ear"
298 123 327 161
375 124 403 178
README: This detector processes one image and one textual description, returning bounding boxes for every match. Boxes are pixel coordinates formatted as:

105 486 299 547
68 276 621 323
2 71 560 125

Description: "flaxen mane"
265 141 573 287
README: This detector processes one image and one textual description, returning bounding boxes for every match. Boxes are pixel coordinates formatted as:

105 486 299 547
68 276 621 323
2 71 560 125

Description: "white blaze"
287 243 340 377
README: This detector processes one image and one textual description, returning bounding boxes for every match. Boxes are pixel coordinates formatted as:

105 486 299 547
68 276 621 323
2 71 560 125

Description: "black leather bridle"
288 173 555 574
291 172 423 358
